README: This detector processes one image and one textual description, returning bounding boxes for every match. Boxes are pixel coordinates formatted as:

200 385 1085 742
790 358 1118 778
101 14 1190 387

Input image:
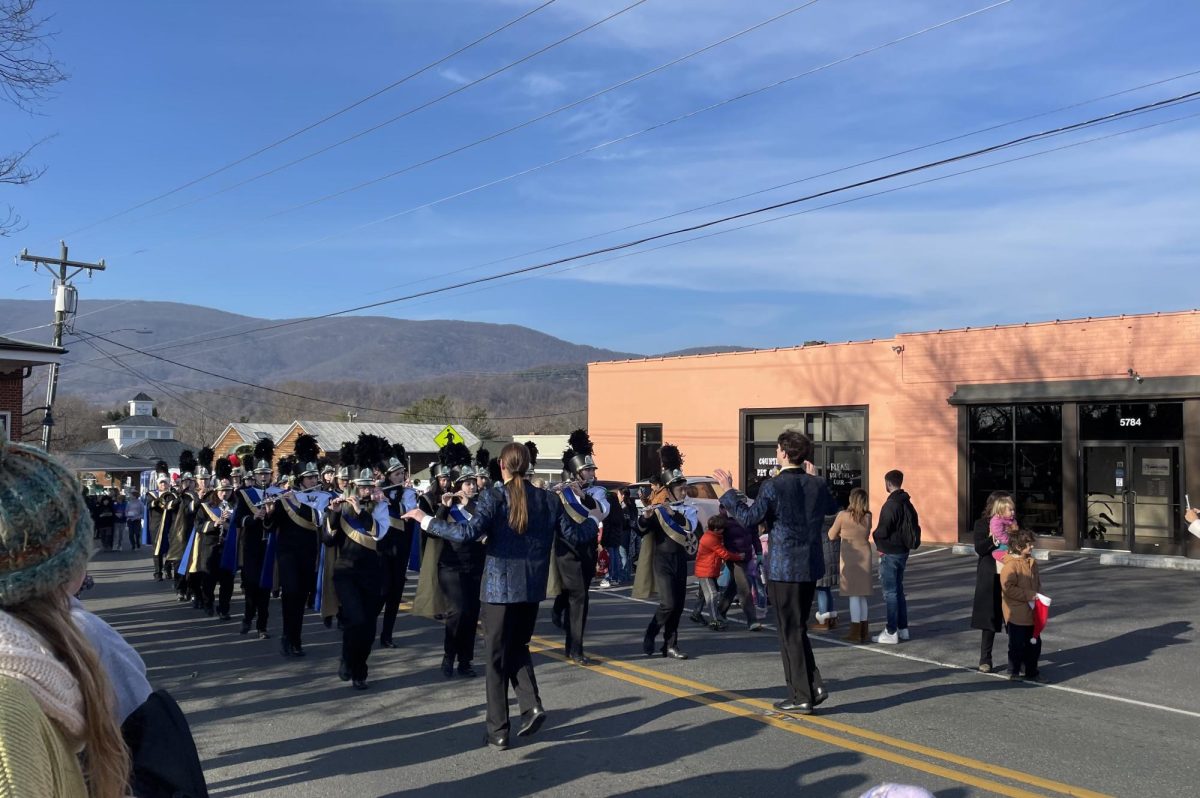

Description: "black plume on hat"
338 441 357 468
355 433 390 471
659 444 683 472
294 434 320 465
276 455 296 478
198 446 215 472
488 457 503 483
475 447 490 469
253 437 275 464
154 459 169 476
179 450 197 475
568 429 594 458
215 456 233 482
440 441 472 468
524 441 539 468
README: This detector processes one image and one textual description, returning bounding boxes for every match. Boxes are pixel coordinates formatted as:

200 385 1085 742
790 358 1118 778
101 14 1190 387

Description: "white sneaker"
873 629 900 645
599 579 611 588
898 628 910 640
814 611 827 623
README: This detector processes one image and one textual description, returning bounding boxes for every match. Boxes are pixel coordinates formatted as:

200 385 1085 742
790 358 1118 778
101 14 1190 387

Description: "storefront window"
967 404 1063 536
743 408 867 509
636 424 662 481
1079 403 1183 441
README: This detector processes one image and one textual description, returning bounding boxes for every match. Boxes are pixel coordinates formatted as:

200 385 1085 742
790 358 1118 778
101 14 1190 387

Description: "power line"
71 327 588 422
300 65 1200 263
125 0 656 225
62 0 562 237
65 88 1200 366
59 0 1032 369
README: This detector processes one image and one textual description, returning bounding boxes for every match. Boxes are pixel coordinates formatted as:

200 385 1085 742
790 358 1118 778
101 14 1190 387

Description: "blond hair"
991 495 1016 519
846 488 869 525
7 590 131 798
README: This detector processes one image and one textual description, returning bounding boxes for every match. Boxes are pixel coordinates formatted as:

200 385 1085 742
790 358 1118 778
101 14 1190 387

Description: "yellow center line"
530 634 1110 798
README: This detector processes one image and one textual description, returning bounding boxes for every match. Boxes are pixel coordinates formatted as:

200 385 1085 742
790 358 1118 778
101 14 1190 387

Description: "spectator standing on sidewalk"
600 491 626 587
871 469 920 645
124 487 145 552
829 488 873 643
812 513 840 631
972 491 1011 672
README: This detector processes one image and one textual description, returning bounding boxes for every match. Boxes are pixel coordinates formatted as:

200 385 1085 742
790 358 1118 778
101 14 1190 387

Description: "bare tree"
1 0 65 235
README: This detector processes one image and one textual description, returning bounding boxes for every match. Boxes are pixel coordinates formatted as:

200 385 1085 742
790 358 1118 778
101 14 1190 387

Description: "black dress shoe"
551 614 565 630
689 611 705 625
773 698 814 715
568 653 593 666
517 705 546 737
812 687 829 707
338 659 351 682
643 636 657 657
239 620 251 635
663 647 689 660
292 644 306 657
379 638 396 649
441 657 455 678
258 631 270 640
484 733 509 750
280 640 295 658
457 662 477 677
352 679 369 691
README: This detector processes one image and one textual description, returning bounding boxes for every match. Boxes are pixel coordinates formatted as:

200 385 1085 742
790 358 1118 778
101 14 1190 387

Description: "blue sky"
1 0 1198 355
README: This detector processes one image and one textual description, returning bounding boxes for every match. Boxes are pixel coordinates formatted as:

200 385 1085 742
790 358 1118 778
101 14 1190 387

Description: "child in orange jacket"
693 515 743 630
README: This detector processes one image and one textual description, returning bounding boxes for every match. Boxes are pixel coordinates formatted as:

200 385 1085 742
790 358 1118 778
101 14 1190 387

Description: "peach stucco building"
588 310 1200 559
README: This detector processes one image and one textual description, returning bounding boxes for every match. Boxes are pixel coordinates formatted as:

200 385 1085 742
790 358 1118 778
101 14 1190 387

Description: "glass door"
1081 444 1185 554
1082 445 1129 549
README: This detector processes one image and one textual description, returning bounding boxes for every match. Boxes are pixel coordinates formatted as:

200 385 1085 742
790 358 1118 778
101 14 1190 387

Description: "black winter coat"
970 517 1004 632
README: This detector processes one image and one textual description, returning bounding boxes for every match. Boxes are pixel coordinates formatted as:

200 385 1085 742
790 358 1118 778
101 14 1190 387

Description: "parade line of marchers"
141 429 841 751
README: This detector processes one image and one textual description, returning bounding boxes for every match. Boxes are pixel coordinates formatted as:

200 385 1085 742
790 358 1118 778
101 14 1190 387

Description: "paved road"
83 547 1200 797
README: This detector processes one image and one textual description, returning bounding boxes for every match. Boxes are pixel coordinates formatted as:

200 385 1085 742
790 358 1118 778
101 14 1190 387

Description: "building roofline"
588 308 1200 368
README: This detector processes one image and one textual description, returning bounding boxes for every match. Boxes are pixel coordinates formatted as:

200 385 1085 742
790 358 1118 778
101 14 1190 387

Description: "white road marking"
588 583 1200 720
908 546 950 558
1040 557 1086 573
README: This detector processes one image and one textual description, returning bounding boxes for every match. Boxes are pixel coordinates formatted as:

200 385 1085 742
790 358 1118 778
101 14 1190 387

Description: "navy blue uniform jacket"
425 481 596 604
719 467 839 583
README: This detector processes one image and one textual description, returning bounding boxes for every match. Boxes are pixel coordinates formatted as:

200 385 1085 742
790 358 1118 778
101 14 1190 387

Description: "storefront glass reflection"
967 404 1063 536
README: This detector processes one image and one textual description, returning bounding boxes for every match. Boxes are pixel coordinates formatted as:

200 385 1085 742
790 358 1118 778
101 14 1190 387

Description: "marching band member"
634 445 699 660
184 459 236 618
434 461 485 677
404 443 604 750
229 438 275 638
551 430 608 665
322 460 390 690
319 461 338 494
412 443 472 632
473 448 491 492
263 435 325 658
166 450 200 602
378 444 418 649
145 461 175 582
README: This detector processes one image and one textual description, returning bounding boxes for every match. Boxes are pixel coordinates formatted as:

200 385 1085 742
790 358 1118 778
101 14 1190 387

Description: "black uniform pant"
768 580 824 704
242 580 270 632
481 601 541 737
553 550 595 656
645 550 688 650
440 562 483 663
187 572 205 606
334 570 383 682
153 553 169 580
1006 622 1042 677
278 550 316 648
379 532 413 643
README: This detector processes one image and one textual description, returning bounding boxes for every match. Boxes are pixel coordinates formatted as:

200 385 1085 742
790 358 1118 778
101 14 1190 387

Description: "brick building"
0 335 65 444
588 310 1200 560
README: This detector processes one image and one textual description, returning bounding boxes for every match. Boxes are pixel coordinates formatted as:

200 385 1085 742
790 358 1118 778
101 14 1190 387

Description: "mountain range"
1 299 748 405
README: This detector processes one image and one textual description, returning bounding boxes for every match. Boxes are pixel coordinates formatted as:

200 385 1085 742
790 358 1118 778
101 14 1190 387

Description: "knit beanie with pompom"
0 441 92 607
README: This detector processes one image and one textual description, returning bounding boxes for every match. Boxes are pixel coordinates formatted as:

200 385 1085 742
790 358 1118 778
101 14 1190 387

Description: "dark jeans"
767 580 824 704
879 552 909 634
127 520 142 550
717 561 758 625
1006 622 1042 677
981 629 1001 667
440 562 482 663
379 533 413 644
481 601 541 737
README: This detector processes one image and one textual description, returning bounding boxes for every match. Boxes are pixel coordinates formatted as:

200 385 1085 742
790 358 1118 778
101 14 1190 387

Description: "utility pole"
19 241 106 451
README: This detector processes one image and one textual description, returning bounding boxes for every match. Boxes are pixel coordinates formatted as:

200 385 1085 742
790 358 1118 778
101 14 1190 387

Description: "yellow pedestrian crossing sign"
433 425 461 448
